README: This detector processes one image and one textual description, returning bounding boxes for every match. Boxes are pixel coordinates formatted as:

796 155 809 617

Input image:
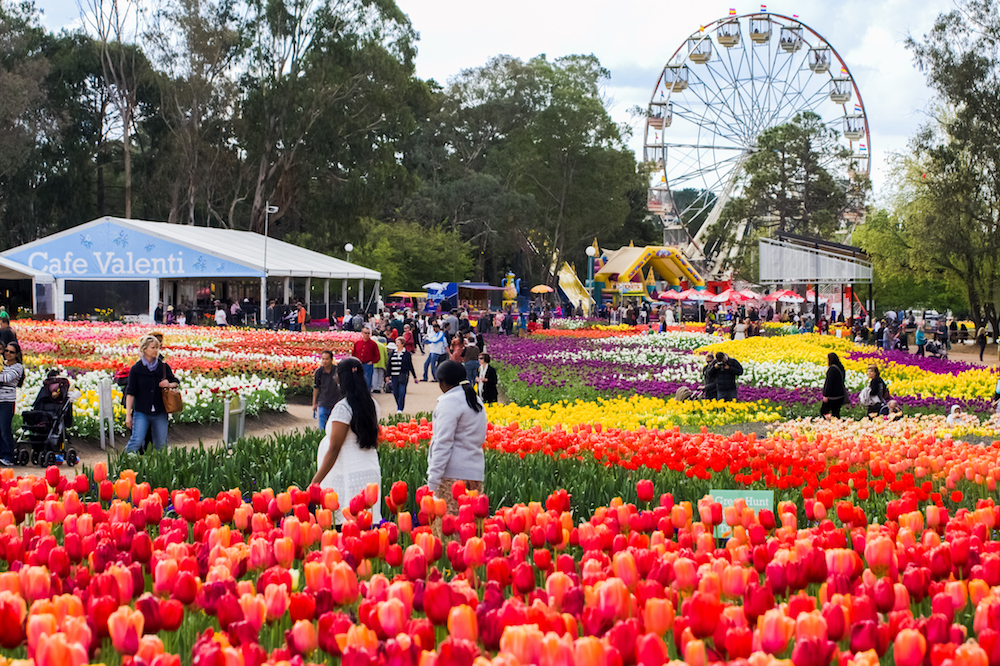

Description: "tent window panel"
65 280 149 318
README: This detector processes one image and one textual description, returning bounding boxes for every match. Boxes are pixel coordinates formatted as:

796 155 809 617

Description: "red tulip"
791 638 836 666
687 591 721 638
423 581 453 626
636 480 654 503
290 619 318 655
289 592 316 621
0 592 25 649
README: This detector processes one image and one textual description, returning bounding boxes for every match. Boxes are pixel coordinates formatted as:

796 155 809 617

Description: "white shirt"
317 397 382 524
215 309 227 325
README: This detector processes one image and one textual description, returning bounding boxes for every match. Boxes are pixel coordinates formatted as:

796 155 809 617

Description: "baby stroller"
15 373 77 466
925 340 948 359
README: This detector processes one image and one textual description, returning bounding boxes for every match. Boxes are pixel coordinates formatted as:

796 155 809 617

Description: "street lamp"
585 245 597 315
344 243 354 264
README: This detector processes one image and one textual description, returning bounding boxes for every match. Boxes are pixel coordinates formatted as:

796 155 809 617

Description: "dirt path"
65 348 447 474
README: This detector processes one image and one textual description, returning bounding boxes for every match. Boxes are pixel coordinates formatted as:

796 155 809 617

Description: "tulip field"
9 321 358 435
1 321 1000 664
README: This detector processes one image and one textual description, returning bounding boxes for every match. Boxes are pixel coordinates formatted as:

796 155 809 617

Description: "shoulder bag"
161 362 183 414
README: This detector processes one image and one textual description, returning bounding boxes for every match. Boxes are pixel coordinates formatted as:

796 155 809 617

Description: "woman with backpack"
820 352 846 419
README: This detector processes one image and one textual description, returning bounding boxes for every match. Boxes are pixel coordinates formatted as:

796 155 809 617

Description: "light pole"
344 243 354 264
585 246 597 313
263 202 278 312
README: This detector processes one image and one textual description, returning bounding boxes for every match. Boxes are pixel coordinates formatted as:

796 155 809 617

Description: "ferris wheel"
644 10 871 278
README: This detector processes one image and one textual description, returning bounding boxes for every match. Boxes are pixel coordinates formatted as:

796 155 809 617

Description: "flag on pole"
854 103 862 114
760 4 767 11
793 14 799 18
859 143 867 152
729 7 737 15
841 66 848 74
700 25 705 32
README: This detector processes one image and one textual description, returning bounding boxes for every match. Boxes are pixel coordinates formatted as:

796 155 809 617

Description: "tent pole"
324 279 330 323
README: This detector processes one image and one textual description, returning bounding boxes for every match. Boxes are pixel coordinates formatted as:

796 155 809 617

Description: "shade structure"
805 290 829 304
738 289 762 300
708 288 747 304
422 282 444 290
660 288 710 301
765 289 805 303
659 290 688 301
530 285 555 294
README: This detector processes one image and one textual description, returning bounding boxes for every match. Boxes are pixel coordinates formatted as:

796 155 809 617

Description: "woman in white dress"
311 356 382 524
734 318 748 340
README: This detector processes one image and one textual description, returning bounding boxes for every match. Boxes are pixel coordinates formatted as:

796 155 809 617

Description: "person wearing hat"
164 305 175 325
154 301 164 324
0 313 15 349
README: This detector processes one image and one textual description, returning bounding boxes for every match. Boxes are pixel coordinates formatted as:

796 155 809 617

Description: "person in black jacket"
124 334 179 454
708 352 743 401
821 352 846 419
702 352 718 400
477 352 499 404
864 365 889 416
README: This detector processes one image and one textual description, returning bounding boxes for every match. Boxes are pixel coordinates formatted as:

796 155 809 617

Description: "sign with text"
4 220 261 279
617 281 645 293
709 489 774 538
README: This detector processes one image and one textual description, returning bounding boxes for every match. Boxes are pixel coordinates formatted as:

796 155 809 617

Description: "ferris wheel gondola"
644 12 871 279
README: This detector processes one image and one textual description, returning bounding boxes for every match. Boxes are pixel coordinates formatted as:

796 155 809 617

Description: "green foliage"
855 209 970 315
348 218 474 295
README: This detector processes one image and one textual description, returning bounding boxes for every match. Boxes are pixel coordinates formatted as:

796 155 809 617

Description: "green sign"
708 489 775 539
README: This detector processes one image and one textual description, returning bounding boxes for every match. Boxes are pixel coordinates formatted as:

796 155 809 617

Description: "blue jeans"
391 376 408 412
0 402 14 460
464 360 479 385
317 406 332 432
423 353 440 381
126 411 169 453
362 363 374 390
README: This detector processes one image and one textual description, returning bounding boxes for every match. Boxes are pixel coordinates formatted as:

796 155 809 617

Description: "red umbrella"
708 288 747 303
659 290 688 301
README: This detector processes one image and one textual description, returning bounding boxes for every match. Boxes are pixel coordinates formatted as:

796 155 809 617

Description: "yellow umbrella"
530 285 554 294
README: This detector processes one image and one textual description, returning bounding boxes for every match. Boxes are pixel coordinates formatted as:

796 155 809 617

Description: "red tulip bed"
0 451 998 666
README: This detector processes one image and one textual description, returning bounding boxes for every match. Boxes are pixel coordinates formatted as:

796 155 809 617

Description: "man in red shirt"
352 326 380 390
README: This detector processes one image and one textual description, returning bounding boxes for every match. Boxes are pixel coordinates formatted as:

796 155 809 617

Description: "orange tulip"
893 628 926 666
264 583 289 621
387 580 414 616
377 598 409 636
274 537 295 568
463 537 485 569
673 557 697 593
335 624 378 654
249 538 272 571
500 624 544 665
574 636 607 666
545 572 574 612
239 594 266 631
795 610 827 641
304 562 330 593
136 635 165 664
954 642 988 666
276 492 293 515
330 561 359 605
62 615 92 654
447 605 477 642
19 566 50 605
758 608 795 654
721 565 746 599
290 619 318 655
35 631 88 666
611 551 639 590
946 580 968 612
107 605 145 656
93 462 108 483
26 613 57 655
863 536 895 576
540 631 574 666
596 578 630 622
684 639 707 666
154 559 178 596
643 597 675 636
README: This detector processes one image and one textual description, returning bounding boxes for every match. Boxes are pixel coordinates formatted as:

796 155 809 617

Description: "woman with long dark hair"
0 341 25 466
427 360 487 519
820 352 846 419
864 364 889 417
311 356 382 524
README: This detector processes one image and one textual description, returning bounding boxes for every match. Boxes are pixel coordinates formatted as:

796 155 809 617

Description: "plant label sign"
709 489 774 538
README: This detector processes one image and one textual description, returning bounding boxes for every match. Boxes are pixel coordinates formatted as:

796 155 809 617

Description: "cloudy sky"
36 0 953 199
